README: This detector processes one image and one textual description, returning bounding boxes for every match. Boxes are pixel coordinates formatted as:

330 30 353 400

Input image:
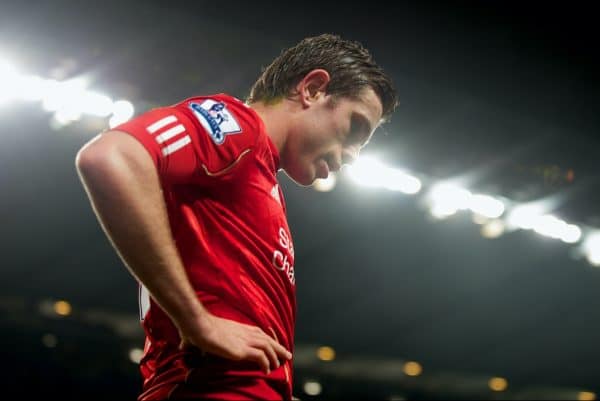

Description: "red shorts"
138 348 292 400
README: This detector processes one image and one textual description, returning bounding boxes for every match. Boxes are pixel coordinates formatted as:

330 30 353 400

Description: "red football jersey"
113 94 296 399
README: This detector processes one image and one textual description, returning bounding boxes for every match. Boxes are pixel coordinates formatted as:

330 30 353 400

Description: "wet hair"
248 34 398 122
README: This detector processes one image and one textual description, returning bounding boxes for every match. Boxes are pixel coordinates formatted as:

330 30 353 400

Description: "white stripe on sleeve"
155 124 185 144
161 135 191 156
146 115 178 134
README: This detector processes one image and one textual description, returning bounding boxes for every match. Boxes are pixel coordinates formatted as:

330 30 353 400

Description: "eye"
347 115 369 146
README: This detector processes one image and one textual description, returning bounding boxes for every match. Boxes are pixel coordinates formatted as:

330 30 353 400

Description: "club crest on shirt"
188 100 242 145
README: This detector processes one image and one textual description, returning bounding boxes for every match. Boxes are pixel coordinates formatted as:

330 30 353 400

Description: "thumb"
179 335 191 351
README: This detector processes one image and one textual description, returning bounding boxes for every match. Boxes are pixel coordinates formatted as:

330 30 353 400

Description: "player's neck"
249 100 293 156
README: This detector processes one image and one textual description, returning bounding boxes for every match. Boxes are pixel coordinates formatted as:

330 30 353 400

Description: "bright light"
488 377 508 391
532 215 567 239
583 233 600 267
0 59 20 105
429 203 458 219
18 75 49 101
383 169 422 194
507 204 544 230
53 300 72 316
42 78 87 113
481 219 505 239
402 361 422 377
303 381 322 396
109 100 135 128
316 346 336 361
79 91 114 117
530 214 580 243
428 183 472 218
347 157 391 188
54 108 82 124
128 348 144 364
347 157 421 194
561 224 582 244
313 174 337 192
469 194 505 219
578 391 597 401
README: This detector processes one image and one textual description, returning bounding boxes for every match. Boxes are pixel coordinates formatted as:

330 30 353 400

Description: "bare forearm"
76 132 206 333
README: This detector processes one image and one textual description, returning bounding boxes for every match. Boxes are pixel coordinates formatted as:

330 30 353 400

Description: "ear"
296 69 330 108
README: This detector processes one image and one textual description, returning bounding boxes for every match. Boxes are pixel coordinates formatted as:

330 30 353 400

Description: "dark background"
1 1 599 399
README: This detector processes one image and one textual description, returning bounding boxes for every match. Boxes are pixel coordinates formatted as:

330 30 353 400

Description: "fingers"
247 348 271 374
269 327 293 361
270 337 293 361
250 337 280 371
252 326 292 361
246 331 292 374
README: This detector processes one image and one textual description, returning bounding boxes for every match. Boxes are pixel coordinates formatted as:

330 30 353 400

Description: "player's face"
283 87 383 186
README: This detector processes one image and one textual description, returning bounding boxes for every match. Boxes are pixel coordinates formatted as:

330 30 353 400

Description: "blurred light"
42 78 87 113
383 169 422 194
587 252 600 267
561 224 582 244
578 391 597 401
488 377 508 391
54 108 82 125
469 194 505 219
53 300 72 316
532 215 577 242
316 346 336 361
507 204 544 230
583 233 600 267
0 59 20 105
109 100 135 128
303 381 322 396
347 157 390 188
472 213 489 225
79 91 114 117
347 157 421 194
428 184 472 218
429 203 458 219
402 361 422 377
313 174 337 192
18 75 49 101
128 348 144 364
481 219 505 239
41 333 58 348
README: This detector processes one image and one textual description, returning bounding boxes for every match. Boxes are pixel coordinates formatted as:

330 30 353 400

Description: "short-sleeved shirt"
113 94 296 399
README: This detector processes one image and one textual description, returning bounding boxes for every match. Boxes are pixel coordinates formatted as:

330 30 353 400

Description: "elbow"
75 136 106 178
75 132 126 183
75 131 155 185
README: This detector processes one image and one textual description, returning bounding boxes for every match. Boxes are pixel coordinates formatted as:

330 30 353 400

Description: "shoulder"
173 94 264 151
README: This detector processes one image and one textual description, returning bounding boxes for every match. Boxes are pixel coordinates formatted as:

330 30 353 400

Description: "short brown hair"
248 34 398 122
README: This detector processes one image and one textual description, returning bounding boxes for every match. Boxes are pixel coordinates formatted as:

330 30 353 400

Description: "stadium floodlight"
469 194 505 219
427 183 472 218
109 100 135 128
582 232 600 266
0 59 20 105
506 204 544 230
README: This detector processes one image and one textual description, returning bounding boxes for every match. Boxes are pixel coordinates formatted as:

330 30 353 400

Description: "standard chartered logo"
272 227 295 285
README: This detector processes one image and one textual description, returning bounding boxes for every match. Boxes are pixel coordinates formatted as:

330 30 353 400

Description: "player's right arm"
75 110 291 373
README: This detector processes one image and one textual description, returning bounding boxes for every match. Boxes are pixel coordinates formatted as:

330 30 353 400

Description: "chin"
283 168 315 187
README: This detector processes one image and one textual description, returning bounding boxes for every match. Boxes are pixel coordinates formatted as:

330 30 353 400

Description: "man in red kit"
76 34 397 400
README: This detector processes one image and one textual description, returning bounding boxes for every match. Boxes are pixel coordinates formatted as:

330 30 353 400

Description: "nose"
342 145 360 166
